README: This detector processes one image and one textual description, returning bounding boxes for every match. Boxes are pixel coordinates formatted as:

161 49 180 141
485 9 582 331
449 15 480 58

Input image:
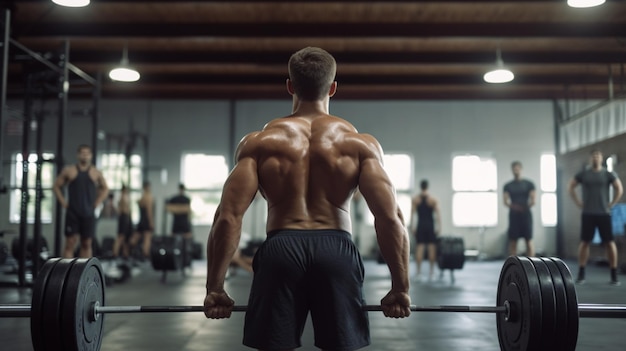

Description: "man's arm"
433 199 442 235
53 167 69 208
94 171 109 208
204 135 259 319
528 189 536 208
357 135 410 318
408 196 417 233
568 178 583 209
610 178 623 208
166 203 191 214
503 190 511 208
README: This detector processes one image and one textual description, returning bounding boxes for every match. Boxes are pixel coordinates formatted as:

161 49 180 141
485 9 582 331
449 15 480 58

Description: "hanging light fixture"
109 46 140 82
567 0 606 8
51 0 90 7
483 48 514 84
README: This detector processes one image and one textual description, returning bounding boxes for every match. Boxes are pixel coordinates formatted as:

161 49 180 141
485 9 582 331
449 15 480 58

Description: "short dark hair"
288 47 337 101
178 183 185 191
511 161 522 168
142 181 151 189
77 144 91 153
590 149 602 155
420 179 429 190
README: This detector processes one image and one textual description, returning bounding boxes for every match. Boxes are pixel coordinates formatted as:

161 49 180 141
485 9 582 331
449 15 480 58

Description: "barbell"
0 256 625 351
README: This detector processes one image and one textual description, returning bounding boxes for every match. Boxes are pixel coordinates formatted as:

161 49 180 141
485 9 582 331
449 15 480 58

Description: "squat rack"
1 8 102 286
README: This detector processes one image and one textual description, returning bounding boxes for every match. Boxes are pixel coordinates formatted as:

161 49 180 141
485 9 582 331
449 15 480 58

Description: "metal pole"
0 9 10 193
33 107 44 278
18 74 33 287
91 72 101 166
53 40 70 257
95 304 507 314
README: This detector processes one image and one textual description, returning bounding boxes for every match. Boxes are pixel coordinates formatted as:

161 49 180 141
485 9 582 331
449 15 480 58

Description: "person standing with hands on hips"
568 149 623 285
53 144 109 258
203 47 411 351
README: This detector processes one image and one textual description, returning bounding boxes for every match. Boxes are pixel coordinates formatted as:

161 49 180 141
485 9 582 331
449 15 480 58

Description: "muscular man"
503 161 536 257
53 144 109 258
203 47 411 351
409 179 441 281
569 149 623 285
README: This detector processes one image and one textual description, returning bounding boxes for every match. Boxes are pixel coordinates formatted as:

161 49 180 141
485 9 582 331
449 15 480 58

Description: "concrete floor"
1 257 625 351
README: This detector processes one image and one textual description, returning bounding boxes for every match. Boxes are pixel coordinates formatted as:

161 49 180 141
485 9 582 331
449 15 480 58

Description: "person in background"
129 181 154 260
568 149 623 286
409 179 441 282
503 161 536 257
53 144 109 258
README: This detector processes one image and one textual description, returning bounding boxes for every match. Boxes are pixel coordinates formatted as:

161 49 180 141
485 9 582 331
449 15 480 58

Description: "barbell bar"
5 303 626 319
0 256 625 351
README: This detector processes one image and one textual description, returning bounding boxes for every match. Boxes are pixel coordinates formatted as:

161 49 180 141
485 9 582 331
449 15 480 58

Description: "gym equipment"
0 256 626 351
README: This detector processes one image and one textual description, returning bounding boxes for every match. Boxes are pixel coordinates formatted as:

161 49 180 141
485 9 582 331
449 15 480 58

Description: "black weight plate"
497 256 543 351
549 258 579 351
31 257 61 351
529 257 557 350
61 258 106 351
42 258 78 351
540 258 571 351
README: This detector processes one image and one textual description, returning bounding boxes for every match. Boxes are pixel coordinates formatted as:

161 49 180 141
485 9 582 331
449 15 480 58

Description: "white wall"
1 98 556 258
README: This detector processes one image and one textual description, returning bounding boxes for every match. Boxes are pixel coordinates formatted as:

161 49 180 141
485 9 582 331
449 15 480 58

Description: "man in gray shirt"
568 149 623 285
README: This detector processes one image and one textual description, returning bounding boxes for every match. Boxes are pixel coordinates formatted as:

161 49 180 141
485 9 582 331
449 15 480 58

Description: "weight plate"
540 258 571 351
30 257 61 351
549 257 579 351
496 256 543 351
42 258 78 351
529 257 557 350
61 258 105 351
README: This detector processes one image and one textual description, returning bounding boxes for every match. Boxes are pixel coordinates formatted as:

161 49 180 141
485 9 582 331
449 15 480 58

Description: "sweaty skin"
204 83 411 321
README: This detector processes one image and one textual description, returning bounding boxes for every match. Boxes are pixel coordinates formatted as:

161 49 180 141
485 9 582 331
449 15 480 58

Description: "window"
10 153 55 223
99 153 143 220
366 153 413 225
452 154 498 227
540 154 557 227
181 153 229 225
100 153 143 190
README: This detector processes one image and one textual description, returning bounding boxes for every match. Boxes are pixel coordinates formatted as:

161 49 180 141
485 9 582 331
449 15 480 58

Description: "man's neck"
292 97 329 116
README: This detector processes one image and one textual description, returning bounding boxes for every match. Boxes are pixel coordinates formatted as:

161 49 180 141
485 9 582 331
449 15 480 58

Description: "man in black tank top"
409 179 441 281
53 145 109 258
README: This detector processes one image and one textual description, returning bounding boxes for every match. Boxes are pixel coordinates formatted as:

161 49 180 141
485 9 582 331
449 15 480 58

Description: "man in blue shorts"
203 47 411 351
568 149 623 285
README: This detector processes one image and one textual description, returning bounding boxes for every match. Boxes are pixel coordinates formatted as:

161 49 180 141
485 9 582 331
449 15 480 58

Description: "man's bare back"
241 113 380 233
204 48 410 350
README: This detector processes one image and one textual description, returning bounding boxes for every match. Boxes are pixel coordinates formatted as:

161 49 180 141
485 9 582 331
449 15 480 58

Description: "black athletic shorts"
117 213 133 238
65 210 96 239
581 213 613 243
416 226 437 244
508 210 533 240
243 229 370 351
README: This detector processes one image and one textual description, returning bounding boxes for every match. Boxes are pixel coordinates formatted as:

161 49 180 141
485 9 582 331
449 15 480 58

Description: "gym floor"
0 257 624 351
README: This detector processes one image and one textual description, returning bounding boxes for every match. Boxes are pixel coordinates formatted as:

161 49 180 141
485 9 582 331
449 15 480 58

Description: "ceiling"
3 0 626 100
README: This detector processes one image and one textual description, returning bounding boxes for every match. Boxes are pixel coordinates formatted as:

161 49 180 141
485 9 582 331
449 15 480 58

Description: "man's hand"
203 290 235 319
380 290 411 318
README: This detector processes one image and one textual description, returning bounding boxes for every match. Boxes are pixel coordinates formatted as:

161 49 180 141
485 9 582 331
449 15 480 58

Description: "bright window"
181 154 229 225
10 153 55 223
540 154 557 226
100 153 143 190
452 154 498 227
366 153 413 225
